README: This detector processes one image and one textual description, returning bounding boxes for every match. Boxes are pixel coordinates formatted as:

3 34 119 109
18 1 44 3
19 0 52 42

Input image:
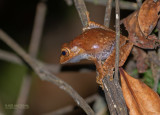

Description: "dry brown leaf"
122 0 160 49
119 68 160 115
123 11 160 49
138 0 160 36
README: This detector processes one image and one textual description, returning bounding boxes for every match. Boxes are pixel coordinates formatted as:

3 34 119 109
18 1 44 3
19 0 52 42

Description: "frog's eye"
61 48 70 56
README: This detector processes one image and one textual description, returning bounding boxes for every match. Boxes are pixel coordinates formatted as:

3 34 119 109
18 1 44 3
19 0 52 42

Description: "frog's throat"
64 53 91 64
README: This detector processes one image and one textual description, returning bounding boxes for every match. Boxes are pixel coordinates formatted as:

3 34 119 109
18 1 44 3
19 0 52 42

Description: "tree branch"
148 51 160 92
104 0 113 27
101 0 128 114
0 30 94 115
13 1 48 115
114 0 129 113
65 0 138 10
114 0 120 82
45 94 99 115
74 0 90 27
0 49 61 73
29 1 47 57
102 76 128 115
149 25 160 92
155 24 160 91
136 0 142 8
0 49 23 64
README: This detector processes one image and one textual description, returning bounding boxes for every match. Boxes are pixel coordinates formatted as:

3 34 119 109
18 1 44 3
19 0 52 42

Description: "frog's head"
60 43 90 64
60 21 110 64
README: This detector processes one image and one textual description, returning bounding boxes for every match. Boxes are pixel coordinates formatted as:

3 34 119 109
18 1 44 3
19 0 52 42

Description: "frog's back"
72 28 115 52
68 28 128 60
73 28 126 50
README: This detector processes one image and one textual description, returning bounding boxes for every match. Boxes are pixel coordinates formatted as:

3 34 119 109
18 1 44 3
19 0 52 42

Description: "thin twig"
136 0 142 8
152 26 160 91
13 75 32 115
45 94 99 115
0 29 94 115
66 0 138 10
0 49 61 73
104 0 113 27
29 1 47 57
114 0 128 114
0 49 23 64
13 2 47 115
148 51 160 91
154 70 160 91
148 21 160 91
157 23 160 87
74 0 90 27
0 49 95 74
114 0 120 82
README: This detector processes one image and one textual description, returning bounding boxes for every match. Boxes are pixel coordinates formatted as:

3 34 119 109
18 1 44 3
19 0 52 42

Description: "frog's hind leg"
119 42 133 66
93 59 105 85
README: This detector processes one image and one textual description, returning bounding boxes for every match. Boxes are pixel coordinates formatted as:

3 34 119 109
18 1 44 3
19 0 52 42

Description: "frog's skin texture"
60 22 133 86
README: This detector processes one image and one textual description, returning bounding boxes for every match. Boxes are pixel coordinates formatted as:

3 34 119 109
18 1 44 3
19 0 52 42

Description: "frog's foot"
96 70 105 87
96 76 104 89
96 70 114 88
96 73 104 87
96 76 103 86
106 71 114 81
109 74 114 81
103 67 114 78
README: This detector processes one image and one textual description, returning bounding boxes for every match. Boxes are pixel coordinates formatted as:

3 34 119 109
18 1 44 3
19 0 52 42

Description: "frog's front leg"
103 42 133 80
93 59 105 85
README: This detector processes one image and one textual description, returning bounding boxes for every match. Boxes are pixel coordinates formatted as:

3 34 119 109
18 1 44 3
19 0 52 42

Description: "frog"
60 21 133 86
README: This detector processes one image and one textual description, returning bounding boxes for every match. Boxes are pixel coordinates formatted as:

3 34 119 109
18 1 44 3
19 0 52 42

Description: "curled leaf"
122 0 160 49
138 0 160 36
123 11 159 49
119 68 160 115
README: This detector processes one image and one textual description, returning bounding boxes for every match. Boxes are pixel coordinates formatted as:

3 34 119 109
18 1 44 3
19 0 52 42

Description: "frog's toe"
96 76 100 83
96 76 103 85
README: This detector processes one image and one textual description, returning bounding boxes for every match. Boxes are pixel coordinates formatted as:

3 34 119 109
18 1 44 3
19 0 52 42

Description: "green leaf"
130 69 138 78
142 69 154 88
142 69 160 94
157 82 160 94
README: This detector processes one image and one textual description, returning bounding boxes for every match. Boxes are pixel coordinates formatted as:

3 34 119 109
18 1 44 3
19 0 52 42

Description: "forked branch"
0 30 94 115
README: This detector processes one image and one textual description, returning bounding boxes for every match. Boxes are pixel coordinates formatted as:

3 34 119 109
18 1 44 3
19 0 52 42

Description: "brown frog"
60 21 133 86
